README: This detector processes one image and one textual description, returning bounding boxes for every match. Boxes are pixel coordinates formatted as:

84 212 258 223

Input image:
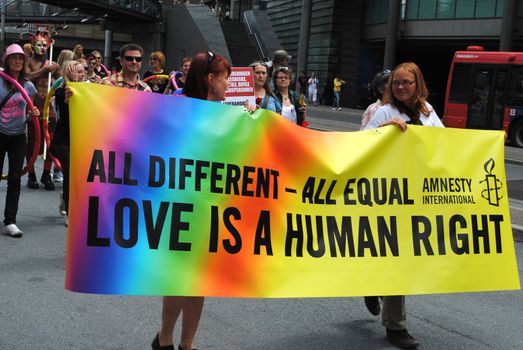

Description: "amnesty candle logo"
480 158 503 207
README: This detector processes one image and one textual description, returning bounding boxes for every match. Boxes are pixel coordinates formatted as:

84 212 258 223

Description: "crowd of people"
0 30 444 348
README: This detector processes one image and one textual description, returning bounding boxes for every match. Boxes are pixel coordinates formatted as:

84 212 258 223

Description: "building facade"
261 0 523 113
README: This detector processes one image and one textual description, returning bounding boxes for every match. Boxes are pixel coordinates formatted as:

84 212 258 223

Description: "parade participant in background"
51 60 86 227
360 69 391 130
91 50 107 79
175 56 192 90
75 58 88 81
331 74 346 111
152 50 231 350
273 67 305 125
85 55 102 83
249 60 281 114
57 49 74 74
52 49 76 184
22 43 33 57
73 44 85 60
298 70 308 100
359 68 391 325
23 30 60 190
143 51 169 93
102 43 151 91
307 72 319 106
268 49 291 89
270 49 291 74
0 44 39 237
364 62 443 349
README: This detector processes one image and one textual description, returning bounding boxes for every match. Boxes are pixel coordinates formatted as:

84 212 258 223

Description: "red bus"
443 47 523 147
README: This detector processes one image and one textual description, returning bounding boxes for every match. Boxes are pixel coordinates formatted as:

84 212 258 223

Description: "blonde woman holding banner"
364 62 443 349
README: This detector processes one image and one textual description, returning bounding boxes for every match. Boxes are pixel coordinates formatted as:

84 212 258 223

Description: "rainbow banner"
65 83 520 297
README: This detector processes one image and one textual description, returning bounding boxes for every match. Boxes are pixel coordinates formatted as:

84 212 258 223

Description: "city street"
0 111 522 349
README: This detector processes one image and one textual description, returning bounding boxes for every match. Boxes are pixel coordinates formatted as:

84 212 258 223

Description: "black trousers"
0 133 27 225
51 144 69 213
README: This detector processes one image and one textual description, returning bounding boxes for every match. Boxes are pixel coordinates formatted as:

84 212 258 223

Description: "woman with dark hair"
273 67 305 125
176 57 192 90
85 55 102 83
249 60 281 113
0 44 39 237
152 51 231 350
360 69 391 130
364 62 443 349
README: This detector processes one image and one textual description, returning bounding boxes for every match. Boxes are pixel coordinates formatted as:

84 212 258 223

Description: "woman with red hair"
364 62 443 349
152 51 231 350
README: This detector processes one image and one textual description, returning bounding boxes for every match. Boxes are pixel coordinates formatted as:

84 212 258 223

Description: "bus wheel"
510 120 523 148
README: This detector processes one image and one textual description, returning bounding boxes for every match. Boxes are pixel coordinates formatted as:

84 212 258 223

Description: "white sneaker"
337 107 342 111
3 223 23 237
331 107 336 110
59 192 67 216
53 172 63 183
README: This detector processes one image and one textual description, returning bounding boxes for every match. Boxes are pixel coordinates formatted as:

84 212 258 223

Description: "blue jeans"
333 91 341 108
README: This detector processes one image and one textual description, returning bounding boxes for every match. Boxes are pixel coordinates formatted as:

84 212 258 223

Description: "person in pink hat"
0 43 40 237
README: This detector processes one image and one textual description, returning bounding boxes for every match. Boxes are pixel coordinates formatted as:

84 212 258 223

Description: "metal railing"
3 0 161 20
243 10 268 61
107 0 161 17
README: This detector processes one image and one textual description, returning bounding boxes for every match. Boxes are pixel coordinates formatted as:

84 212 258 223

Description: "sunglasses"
150 57 159 61
123 56 142 63
83 66 89 70
275 66 291 75
94 56 101 60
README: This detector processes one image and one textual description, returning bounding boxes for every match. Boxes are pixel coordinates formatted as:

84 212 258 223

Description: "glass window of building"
379 0 389 23
437 0 456 18
406 0 420 19
475 0 496 17
455 0 475 18
365 0 389 24
419 0 437 19
495 0 504 17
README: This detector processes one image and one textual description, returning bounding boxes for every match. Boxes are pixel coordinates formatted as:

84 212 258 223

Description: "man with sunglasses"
91 50 107 79
101 43 151 91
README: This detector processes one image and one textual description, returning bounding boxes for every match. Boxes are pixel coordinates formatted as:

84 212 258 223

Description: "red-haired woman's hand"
381 117 407 131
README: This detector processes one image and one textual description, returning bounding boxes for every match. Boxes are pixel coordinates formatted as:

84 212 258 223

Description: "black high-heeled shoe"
178 346 197 350
151 333 174 350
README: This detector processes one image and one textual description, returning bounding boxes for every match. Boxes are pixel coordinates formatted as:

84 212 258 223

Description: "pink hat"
2 44 28 65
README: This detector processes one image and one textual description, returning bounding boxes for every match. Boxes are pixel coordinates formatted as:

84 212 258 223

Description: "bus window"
449 63 471 103
491 70 507 130
468 69 491 128
468 68 507 130
507 66 523 106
